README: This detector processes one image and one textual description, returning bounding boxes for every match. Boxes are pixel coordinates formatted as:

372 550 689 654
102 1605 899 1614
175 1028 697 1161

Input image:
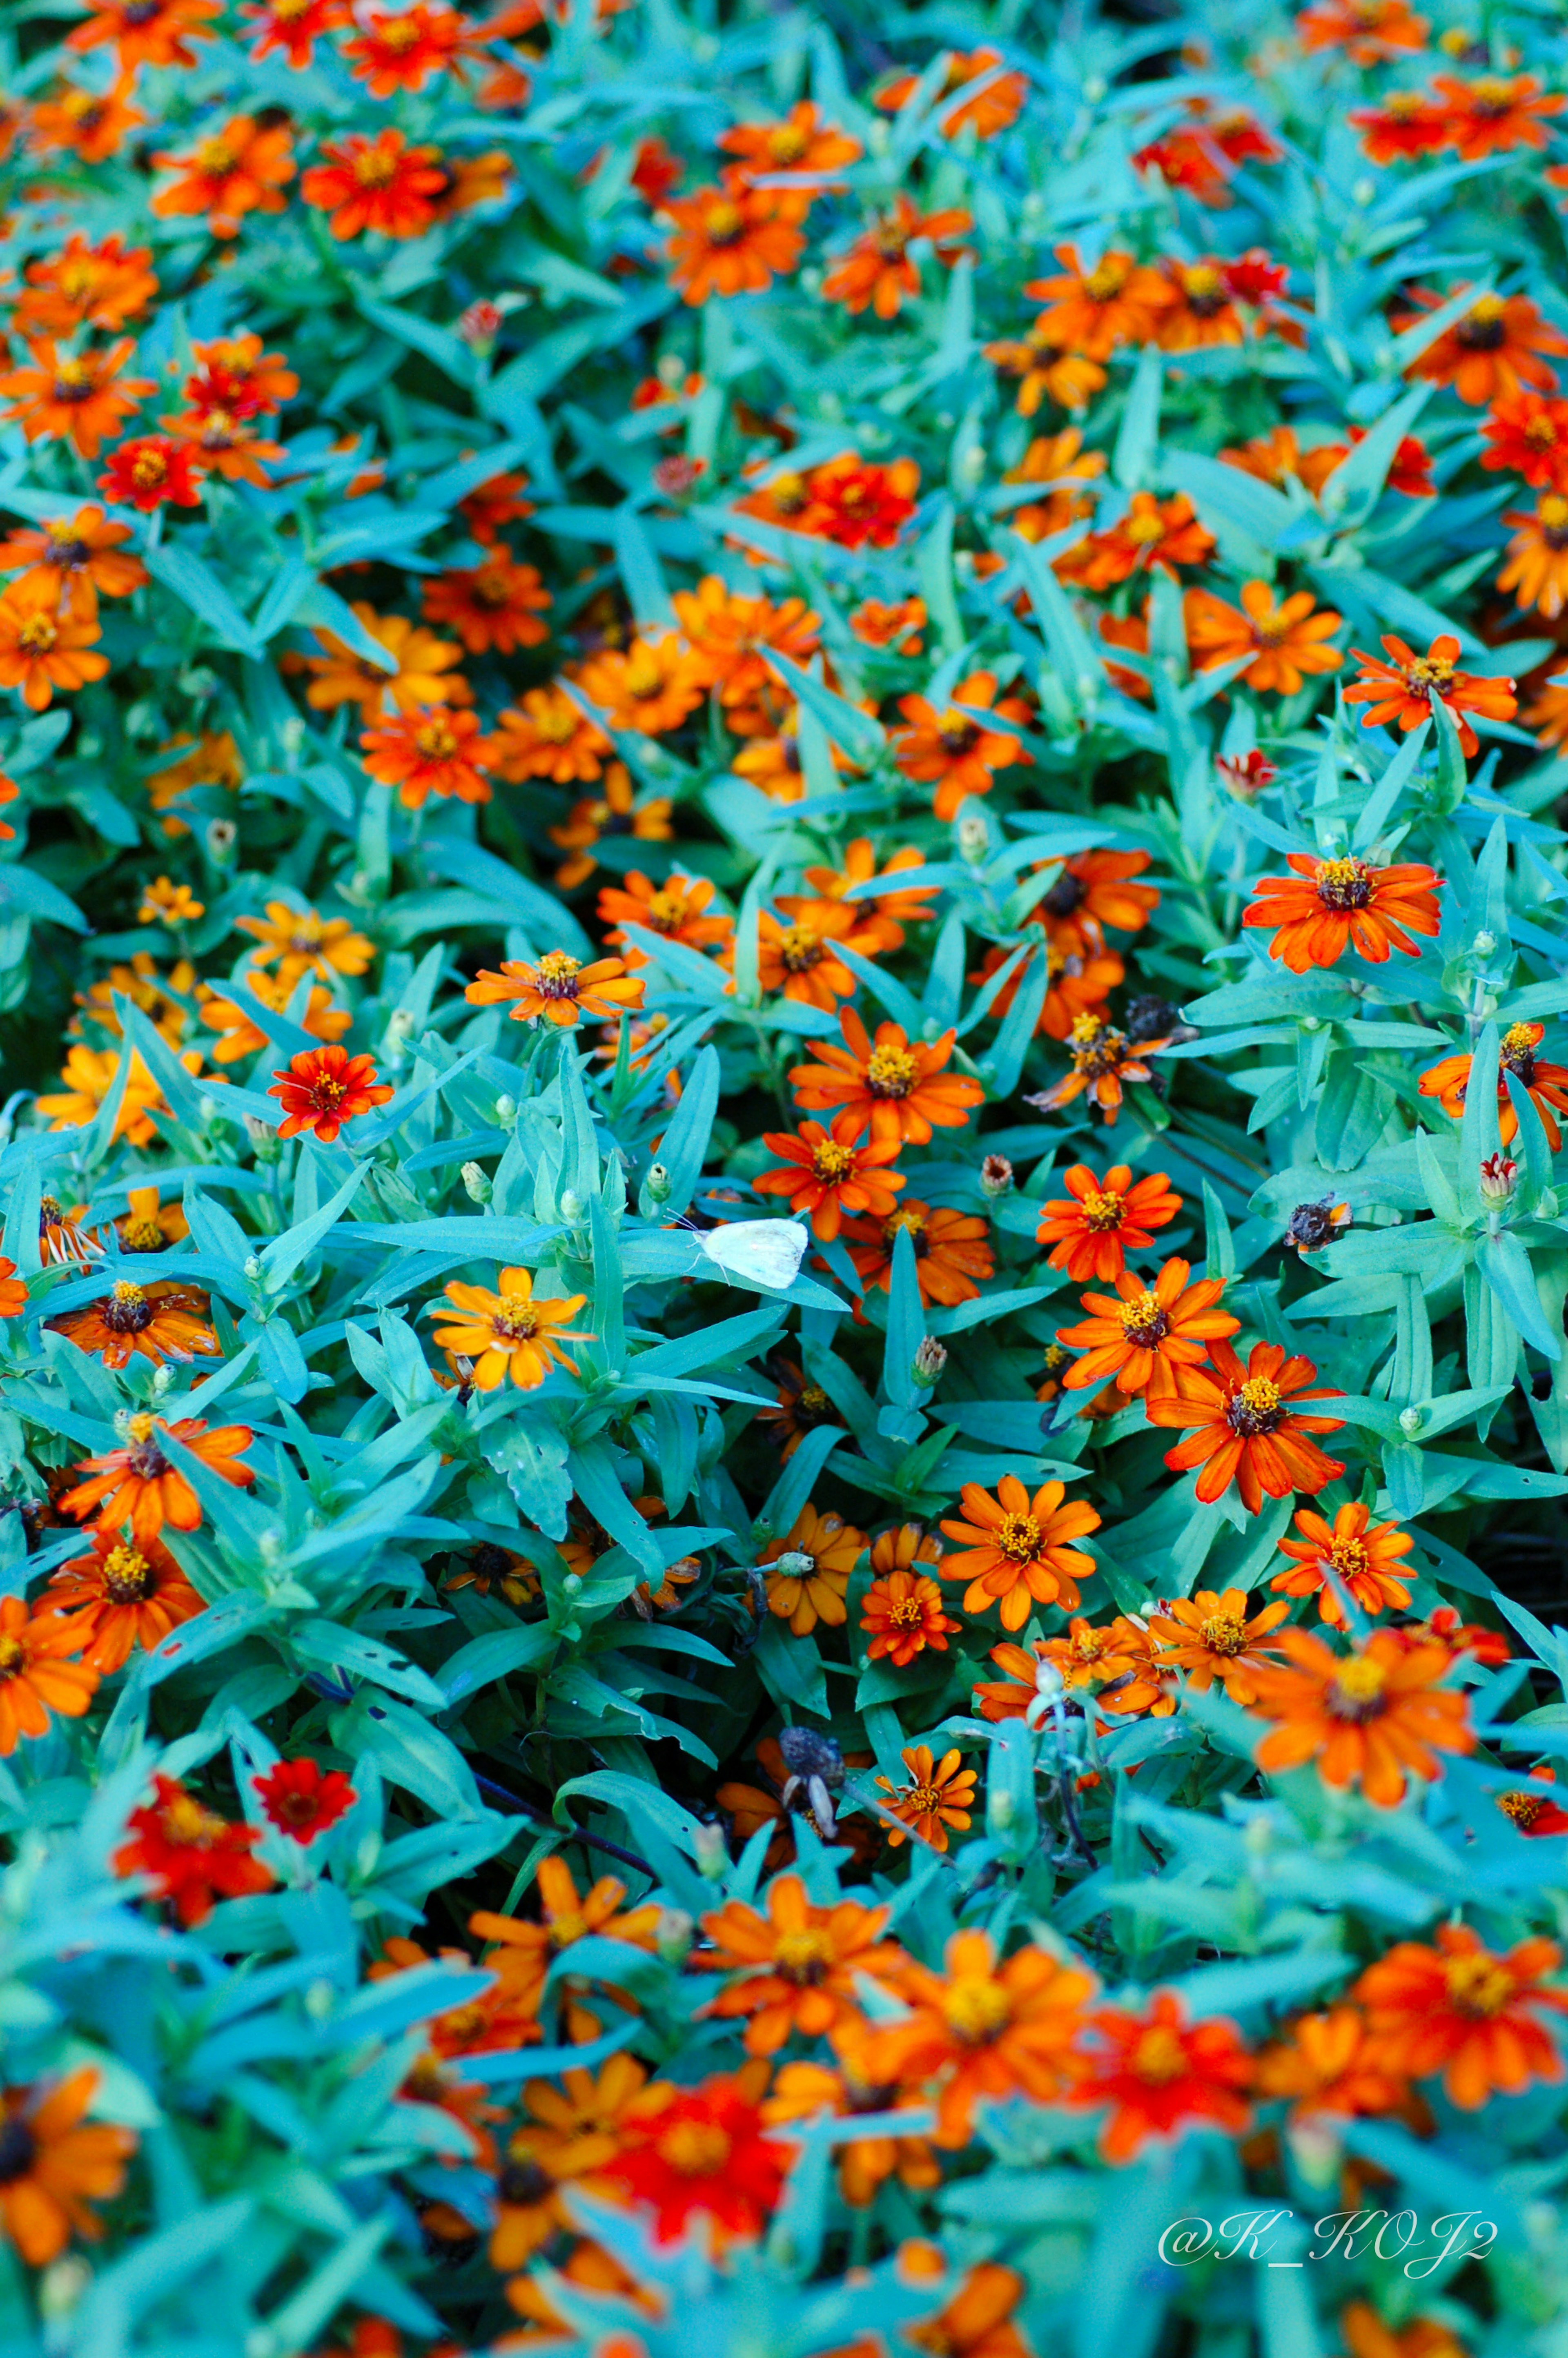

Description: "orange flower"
781 839 937 955
1037 847 1159 959
28 79 146 163
0 338 153 459
718 99 861 182
486 2052 650 2269
803 452 921 549
0 579 108 710
151 115 295 239
1056 1257 1238 1399
754 1122 904 1242
38 1529 203 1675
1431 72 1564 159
699 1876 904 2053
1339 2302 1469 2358
875 1746 978 1853
242 0 348 62
1184 580 1344 694
490 684 612 784
842 1200 994 1310
575 634 707 735
163 402 282 485
359 706 494 808
239 900 374 986
270 1047 393 1143
1247 1628 1473 1806
1036 1162 1183 1283
14 234 156 338
1154 260 1247 352
465 951 644 1029
343 0 472 92
1397 287 1568 405
756 1358 845 1465
669 574 820 727
891 669 1032 819
1481 391 1568 488
0 1256 24 1316
986 321 1108 416
790 1009 984 1148
940 1475 1101 1630
67 0 221 67
760 1502 866 1636
1148 1587 1291 1704
430 1267 590 1391
968 940 1121 1042
421 554 550 655
300 605 470 718
664 181 805 305
60 1416 254 1551
1344 631 1517 756
761 2057 939 2210
1351 90 1452 161
51 1280 217 1372
1354 1923 1567 2106
1023 244 1176 359
1499 490 1568 619
0 2070 135 2265
598 868 732 963
871 1928 1097 2146
1072 1991 1252 2163
849 595 927 652
0 1597 97 1756
597 2069 785 2247
300 129 448 240
1030 1010 1168 1125
1147 1339 1345 1512
861 1567 961 1668
821 195 973 320
1496 1766 1568 1837
1296 0 1427 58
752 902 864 1009
1254 2006 1414 2121
1420 1020 1568 1148
472 1856 660 2020
879 48 1028 141
1060 491 1215 590
906 2264 1032 2358
980 1621 1172 1722
1243 853 1441 972
114 1773 273 1924
183 332 298 418
1271 1501 1416 1624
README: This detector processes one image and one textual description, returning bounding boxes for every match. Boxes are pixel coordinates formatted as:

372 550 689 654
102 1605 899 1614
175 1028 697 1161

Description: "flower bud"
1399 1405 1425 1437
205 816 238 863
912 1336 948 1387
956 813 989 865
244 1113 279 1162
457 298 503 352
494 1094 517 1125
1479 1152 1518 1206
773 1548 815 1579
644 1160 673 1203
980 1153 1014 1198
38 2257 91 2320
557 1188 584 1225
692 1821 730 1880
1473 929 1497 956
461 1161 492 1205
653 454 706 498
198 1095 228 1128
1216 748 1277 797
655 1905 694 1963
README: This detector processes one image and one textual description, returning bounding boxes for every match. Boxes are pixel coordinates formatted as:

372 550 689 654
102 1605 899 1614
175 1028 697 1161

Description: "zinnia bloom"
114 1775 274 1924
300 130 448 240
0 2071 136 2265
870 1928 1097 2147
1248 1628 1474 1806
878 46 1027 140
430 1267 590 1391
550 767 673 888
465 951 645 1028
1496 1766 1568 1838
421 554 550 655
1056 1257 1239 1399
0 579 109 710
0 1598 98 1756
1147 1340 1344 1512
1480 391 1568 489
472 1856 660 2020
861 1568 961 1667
14 234 156 339
597 2069 785 2246
0 1258 25 1317
670 573 820 725
151 115 295 239
254 1758 358 1843
821 195 972 320
576 634 707 735
1353 1924 1566 2106
842 1199 993 1310
1350 90 1451 162
1036 1163 1183 1283
699 1876 904 2053
1023 245 1176 360
1398 287 1568 405
599 869 733 962
1037 848 1159 959
664 182 806 305
891 670 1032 819
1148 1587 1292 1705
1242 854 1442 971
1344 632 1518 756
1270 1501 1416 1624
760 1503 866 1636
753 1122 905 1241
50 1279 217 1372
301 604 469 718
1498 490 1568 619
359 706 494 808
269 1046 393 1142
242 0 348 63
1420 1020 1568 1147
1432 72 1564 160
343 1 472 93
1072 1991 1252 2163
490 685 612 783
788 1010 985 1147
68 0 220 65
1184 581 1344 694
940 1475 1101 1630
59 1414 256 1550
0 506 145 619
761 2056 939 2210
28 79 147 164
875 1746 978 1852
1254 2006 1414 2122
1029 1011 1169 1126
718 99 861 180
804 452 921 549
1297 0 1426 58
0 339 153 459
751 902 863 1009
37 1529 203 1675
239 901 374 986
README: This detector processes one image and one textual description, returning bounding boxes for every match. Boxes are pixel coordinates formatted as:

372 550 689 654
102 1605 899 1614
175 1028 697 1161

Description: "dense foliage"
6 0 1568 2350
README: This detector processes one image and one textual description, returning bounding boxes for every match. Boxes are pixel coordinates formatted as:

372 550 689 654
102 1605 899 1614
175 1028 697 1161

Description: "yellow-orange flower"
760 1502 865 1636
699 1876 904 2053
1184 580 1344 694
1270 1501 1416 1624
430 1267 590 1391
940 1475 1100 1630
1353 1923 1566 2106
874 1746 978 1853
1247 1629 1474 1807
465 951 644 1029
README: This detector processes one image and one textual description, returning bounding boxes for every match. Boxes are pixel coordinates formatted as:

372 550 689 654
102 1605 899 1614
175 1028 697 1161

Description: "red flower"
301 130 448 241
343 1 473 92
808 452 920 549
269 1046 394 1143
1072 1991 1253 2162
597 2070 785 2246
1145 1339 1345 1512
115 1774 274 1926
241 0 347 63
254 1758 358 1844
98 436 203 513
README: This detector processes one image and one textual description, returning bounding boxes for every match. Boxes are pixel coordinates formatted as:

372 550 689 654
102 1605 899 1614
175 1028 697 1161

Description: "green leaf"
143 543 265 657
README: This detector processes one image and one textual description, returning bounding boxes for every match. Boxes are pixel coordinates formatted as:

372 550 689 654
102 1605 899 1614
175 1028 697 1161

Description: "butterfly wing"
699 1219 808 1288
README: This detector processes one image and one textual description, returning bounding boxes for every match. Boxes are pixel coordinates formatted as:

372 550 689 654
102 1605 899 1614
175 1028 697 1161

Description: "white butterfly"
696 1219 808 1290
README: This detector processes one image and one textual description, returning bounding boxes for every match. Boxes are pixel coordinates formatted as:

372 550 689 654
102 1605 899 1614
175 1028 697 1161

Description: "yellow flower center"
120 1212 167 1251
623 649 664 699
1314 856 1372 911
1199 1612 1247 1656
1131 2024 1188 2084
1503 1022 1540 1073
1498 1790 1547 1830
996 1512 1042 1564
1328 1654 1389 1718
0 1637 24 1678
1443 1953 1515 2017
1228 1376 1282 1438
1181 263 1225 306
773 1926 835 1982
811 1139 856 1182
776 922 823 973
886 1591 927 1628
535 701 580 744
645 889 687 929
657 2119 731 2175
866 1043 918 1098
1124 508 1166 545
354 147 399 189
1328 1536 1368 1579
1539 493 1568 533
941 1974 1011 2043
103 1279 153 1334
704 200 744 246
199 137 237 175
103 1544 156 1604
799 1381 830 1413
415 720 458 759
768 122 809 162
160 1793 225 1847
1080 1190 1126 1233
1085 257 1129 301
1116 1290 1167 1346
937 710 979 753
18 615 57 653
533 951 582 998
492 1303 541 1343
